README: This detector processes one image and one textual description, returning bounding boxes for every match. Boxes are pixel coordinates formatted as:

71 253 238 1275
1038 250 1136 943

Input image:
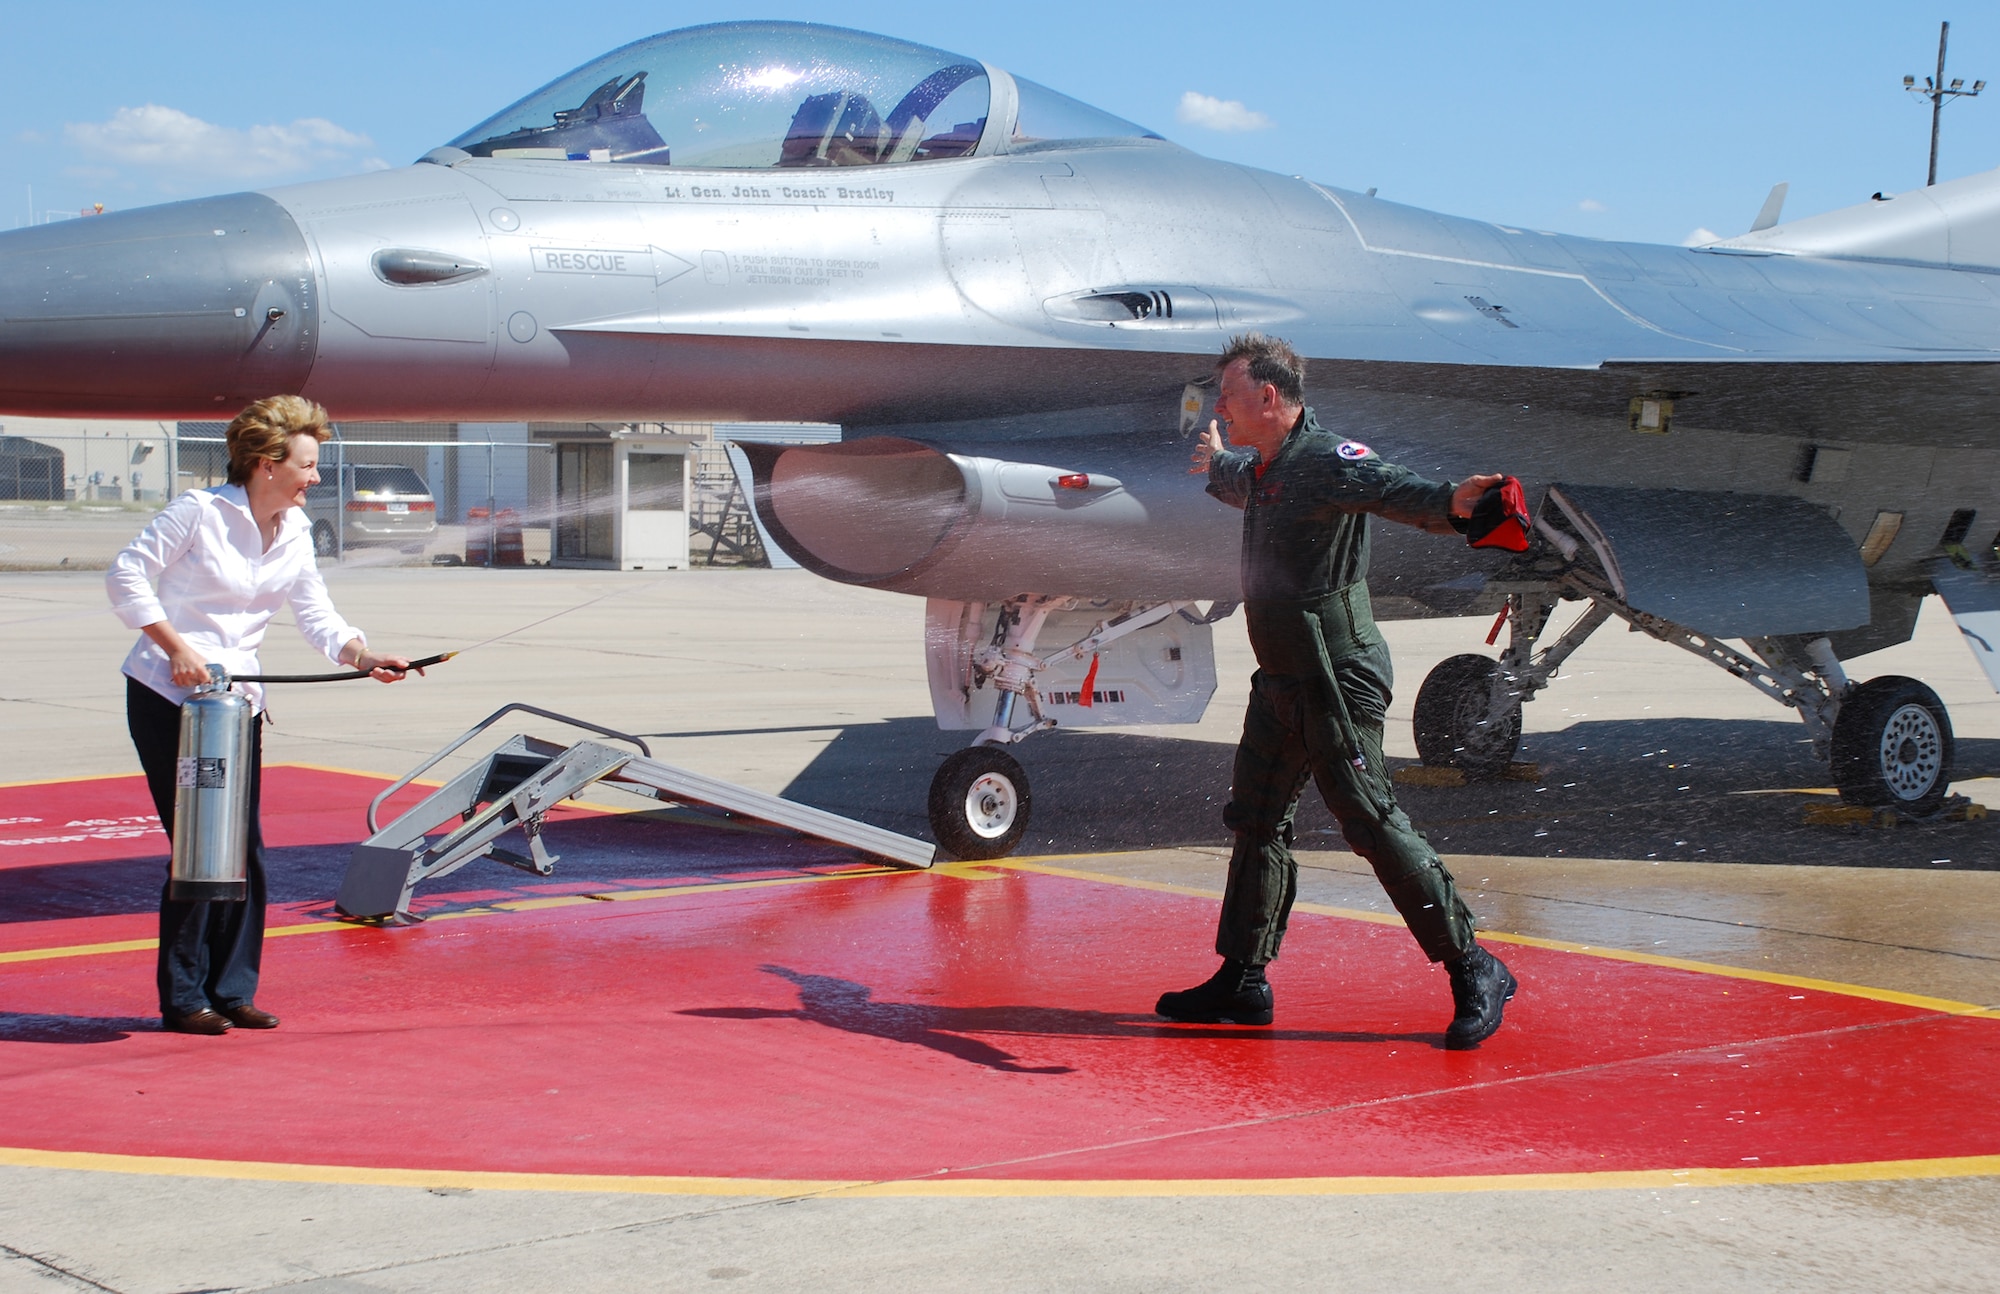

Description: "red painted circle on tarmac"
2 772 1996 1183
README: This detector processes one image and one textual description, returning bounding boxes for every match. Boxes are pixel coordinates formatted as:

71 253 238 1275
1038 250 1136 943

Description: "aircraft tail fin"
1710 166 2000 271
1748 181 1789 232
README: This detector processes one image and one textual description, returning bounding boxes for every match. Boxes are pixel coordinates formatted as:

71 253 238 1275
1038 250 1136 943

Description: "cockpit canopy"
447 21 1160 169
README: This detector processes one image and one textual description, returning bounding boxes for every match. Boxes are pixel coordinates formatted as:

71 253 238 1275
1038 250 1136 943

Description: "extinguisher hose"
234 651 458 684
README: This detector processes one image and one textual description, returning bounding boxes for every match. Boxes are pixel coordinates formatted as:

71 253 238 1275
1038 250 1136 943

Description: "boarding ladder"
336 703 934 921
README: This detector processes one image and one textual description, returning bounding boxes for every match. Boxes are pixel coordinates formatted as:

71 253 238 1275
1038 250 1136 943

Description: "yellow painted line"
0 937 156 965
275 760 444 785
0 919 360 966
1468 930 2000 1019
989 859 2000 1020
0 1144 1993 1197
0 1147 835 1196
0 870 910 964
0 770 140 790
472 867 906 914
0 762 436 791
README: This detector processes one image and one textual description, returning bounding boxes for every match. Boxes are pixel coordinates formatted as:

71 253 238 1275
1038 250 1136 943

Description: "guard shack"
541 426 700 570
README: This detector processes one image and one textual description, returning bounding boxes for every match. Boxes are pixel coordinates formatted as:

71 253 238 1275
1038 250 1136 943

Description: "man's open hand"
1188 420 1227 474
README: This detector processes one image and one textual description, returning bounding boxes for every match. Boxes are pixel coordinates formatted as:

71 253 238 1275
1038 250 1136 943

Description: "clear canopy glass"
1011 77 1162 148
448 21 1159 169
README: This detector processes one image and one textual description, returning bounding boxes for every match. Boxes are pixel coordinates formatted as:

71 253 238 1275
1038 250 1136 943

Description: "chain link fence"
0 423 772 571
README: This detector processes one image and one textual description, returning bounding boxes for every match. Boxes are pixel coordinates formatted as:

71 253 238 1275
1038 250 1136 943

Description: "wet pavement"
2 567 1997 1292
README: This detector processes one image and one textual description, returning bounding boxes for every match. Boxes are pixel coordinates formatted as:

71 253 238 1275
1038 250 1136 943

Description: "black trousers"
126 677 267 1017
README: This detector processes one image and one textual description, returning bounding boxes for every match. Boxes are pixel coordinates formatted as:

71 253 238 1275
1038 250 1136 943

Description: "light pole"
1905 21 1985 186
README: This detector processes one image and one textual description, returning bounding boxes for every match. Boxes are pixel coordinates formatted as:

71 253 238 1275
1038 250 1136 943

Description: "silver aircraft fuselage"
3 21 1998 648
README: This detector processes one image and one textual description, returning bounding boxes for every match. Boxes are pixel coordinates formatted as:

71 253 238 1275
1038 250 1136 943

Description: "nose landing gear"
922 595 1213 859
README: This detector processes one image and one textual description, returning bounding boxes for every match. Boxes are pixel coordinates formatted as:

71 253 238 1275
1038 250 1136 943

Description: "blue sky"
4 1 1995 247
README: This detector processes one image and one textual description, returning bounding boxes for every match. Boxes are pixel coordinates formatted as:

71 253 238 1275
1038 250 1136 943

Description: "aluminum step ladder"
336 703 934 921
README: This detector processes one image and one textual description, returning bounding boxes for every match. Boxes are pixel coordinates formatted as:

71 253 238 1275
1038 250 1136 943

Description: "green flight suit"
1207 409 1477 965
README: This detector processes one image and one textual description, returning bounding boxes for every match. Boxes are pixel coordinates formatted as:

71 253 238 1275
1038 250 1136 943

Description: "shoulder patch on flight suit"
1336 440 1372 460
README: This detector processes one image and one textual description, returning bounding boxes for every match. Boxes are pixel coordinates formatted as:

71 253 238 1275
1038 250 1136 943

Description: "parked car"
305 463 438 557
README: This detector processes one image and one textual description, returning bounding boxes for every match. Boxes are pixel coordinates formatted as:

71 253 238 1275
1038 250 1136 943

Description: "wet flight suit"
1207 409 1478 967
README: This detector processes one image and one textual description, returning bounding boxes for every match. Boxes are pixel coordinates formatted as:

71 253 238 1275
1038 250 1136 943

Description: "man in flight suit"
1161 333 1519 1048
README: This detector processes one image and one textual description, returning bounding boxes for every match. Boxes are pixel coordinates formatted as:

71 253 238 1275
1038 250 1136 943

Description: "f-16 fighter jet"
4 21 1998 856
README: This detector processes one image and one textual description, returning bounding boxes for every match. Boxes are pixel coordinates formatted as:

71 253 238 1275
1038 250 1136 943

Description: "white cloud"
1577 198 1609 213
1683 227 1722 246
1176 91 1272 133
65 105 376 183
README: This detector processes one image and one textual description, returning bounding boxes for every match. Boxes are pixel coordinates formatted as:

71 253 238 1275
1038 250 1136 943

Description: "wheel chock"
1394 766 1466 788
1801 795 1989 828
1801 803 1879 827
1940 796 1989 823
1392 761 1542 789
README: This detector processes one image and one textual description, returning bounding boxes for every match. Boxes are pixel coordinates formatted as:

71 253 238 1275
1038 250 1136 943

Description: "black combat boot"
1444 944 1518 1049
1155 958 1274 1025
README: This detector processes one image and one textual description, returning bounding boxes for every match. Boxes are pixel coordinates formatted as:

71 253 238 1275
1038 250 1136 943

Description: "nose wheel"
928 746 1032 860
1831 675 1954 814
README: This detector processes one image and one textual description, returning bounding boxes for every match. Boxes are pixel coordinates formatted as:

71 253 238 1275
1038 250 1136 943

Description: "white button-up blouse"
106 485 365 713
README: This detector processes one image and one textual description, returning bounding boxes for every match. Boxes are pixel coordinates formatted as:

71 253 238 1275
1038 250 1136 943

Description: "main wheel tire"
1830 675 1954 813
1413 653 1523 779
312 520 336 558
928 746 1032 860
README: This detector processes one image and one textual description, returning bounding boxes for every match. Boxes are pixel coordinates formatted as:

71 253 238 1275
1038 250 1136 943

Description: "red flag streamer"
1485 607 1510 646
1079 652 1101 707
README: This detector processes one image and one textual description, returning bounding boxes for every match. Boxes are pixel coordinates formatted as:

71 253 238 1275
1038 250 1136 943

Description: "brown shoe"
163 1008 233 1035
218 1003 279 1029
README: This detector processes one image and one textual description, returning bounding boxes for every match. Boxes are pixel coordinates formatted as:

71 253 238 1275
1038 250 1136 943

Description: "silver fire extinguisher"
169 664 253 902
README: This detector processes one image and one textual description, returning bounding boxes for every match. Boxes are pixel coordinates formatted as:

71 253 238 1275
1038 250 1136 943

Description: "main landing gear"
924 595 1227 859
1415 570 1956 815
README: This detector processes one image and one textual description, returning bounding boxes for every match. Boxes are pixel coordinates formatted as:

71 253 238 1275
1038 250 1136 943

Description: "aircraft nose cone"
0 192 316 417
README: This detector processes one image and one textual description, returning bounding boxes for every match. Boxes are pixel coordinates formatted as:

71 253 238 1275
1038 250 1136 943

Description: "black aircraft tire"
1830 675 1954 813
1413 653 1522 779
929 746 1032 860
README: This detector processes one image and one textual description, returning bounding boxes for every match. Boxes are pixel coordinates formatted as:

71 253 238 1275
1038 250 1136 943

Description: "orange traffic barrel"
494 508 525 566
464 507 490 566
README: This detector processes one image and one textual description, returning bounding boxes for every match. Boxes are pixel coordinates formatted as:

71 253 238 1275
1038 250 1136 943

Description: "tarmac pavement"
2 566 1999 1292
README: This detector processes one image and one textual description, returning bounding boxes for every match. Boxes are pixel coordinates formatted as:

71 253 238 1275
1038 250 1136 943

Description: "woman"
107 396 419 1036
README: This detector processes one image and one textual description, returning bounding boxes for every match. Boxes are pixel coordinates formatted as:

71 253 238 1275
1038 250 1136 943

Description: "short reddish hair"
225 395 331 484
